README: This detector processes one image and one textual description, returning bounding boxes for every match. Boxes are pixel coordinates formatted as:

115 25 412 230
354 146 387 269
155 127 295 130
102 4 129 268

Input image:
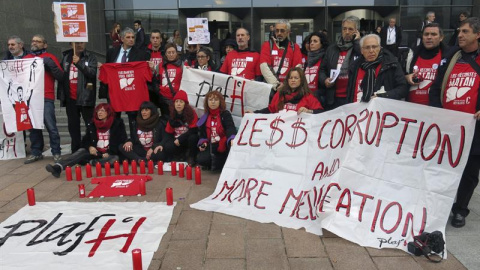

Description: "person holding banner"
119 101 167 163
429 17 480 228
252 67 323 114
4 36 30 60
157 43 184 116
197 91 236 171
23 34 63 164
346 34 408 103
45 103 128 178
163 90 199 165
58 42 97 153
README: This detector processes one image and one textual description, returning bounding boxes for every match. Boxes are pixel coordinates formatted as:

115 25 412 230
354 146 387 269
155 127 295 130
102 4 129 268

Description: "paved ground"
0 154 479 270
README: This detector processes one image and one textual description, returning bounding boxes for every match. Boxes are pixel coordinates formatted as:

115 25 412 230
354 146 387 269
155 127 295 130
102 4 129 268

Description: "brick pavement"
0 157 472 270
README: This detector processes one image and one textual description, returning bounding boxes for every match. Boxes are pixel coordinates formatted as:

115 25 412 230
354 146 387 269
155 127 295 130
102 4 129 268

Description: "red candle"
195 166 202 185
105 162 111 176
96 162 102 177
186 165 192 180
131 248 143 270
85 163 92 178
75 165 82 181
114 160 120 175
148 160 154 174
131 160 138 174
166 187 173 205
140 160 146 174
157 161 163 175
65 166 73 181
27 188 36 206
178 163 185 178
123 160 129 174
171 161 177 176
139 179 146 195
78 184 86 198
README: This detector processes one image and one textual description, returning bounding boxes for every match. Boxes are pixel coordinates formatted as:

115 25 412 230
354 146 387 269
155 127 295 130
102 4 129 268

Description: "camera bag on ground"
407 230 445 262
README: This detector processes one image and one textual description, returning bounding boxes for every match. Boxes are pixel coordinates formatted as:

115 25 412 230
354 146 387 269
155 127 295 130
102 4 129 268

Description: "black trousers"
118 144 166 162
452 155 480 216
163 133 199 163
115 111 137 139
56 148 119 169
65 99 94 152
196 143 229 171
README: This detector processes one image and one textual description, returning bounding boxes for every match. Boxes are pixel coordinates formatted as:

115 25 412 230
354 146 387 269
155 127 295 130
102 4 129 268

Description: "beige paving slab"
212 212 247 225
283 227 327 257
323 237 376 270
171 210 212 240
203 258 245 270
183 185 215 211
246 238 289 270
372 256 422 270
160 239 206 270
412 251 467 270
147 259 161 270
246 220 282 239
288 258 333 270
206 223 245 258
152 225 174 261
0 174 25 189
366 246 411 257
0 182 33 201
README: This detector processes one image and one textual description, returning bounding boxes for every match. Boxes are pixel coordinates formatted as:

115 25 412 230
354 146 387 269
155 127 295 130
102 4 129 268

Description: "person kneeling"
196 91 236 171
120 101 167 162
45 103 128 178
163 90 199 165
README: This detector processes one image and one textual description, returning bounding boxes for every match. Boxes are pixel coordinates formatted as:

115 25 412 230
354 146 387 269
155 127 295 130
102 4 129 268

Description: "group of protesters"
3 14 480 229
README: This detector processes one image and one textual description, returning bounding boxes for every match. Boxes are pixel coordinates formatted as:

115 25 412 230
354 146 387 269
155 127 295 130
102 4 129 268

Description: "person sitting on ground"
45 103 128 178
163 90 199 165
119 101 167 163
197 91 236 171
253 67 323 114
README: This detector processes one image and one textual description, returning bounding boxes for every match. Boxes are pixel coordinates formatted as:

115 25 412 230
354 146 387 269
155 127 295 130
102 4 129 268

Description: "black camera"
407 231 445 262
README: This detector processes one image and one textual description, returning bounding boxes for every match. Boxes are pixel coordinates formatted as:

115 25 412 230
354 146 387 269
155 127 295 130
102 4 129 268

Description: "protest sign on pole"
0 202 174 270
192 98 475 255
52 2 88 42
186 18 210 44
180 67 271 126
0 58 45 133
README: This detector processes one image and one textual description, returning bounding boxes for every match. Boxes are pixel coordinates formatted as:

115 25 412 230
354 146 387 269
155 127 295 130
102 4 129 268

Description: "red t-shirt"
353 65 382 102
99 61 152 112
220 50 261 80
304 60 322 93
159 63 183 100
335 50 349 98
165 113 198 138
15 101 32 131
408 52 442 105
260 41 302 82
149 50 163 67
268 92 323 113
24 52 63 100
69 64 78 100
443 56 480 114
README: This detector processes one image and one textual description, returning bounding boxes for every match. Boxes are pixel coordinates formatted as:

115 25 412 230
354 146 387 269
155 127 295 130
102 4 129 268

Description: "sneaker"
451 213 466 228
24 154 43 164
46 164 62 178
53 154 62 163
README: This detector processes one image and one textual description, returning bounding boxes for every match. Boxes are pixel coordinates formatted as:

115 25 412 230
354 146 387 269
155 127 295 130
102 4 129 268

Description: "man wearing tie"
380 18 402 59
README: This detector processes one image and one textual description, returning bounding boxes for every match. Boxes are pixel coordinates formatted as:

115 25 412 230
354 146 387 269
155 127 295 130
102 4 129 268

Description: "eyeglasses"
275 29 287 33
362 45 380 51
197 55 207 59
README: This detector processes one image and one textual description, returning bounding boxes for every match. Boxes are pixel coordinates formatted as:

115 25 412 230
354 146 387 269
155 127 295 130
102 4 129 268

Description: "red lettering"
402 207 427 237
420 124 441 161
317 120 331 149
230 80 245 115
353 191 374 222
438 125 465 168
237 178 259 205
254 181 272 209
279 188 304 216
375 112 399 147
286 118 307 148
371 199 382 232
249 118 267 147
355 109 369 144
396 118 417 154
365 111 380 145
212 180 238 201
344 114 358 145
330 119 345 149
412 121 425 158
379 202 402 234
319 183 341 212
336 188 351 217
236 120 250 146
266 117 284 148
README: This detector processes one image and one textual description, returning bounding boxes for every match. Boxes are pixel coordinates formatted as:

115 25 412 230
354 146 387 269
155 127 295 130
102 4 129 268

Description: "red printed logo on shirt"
273 57 290 75
118 70 135 90
445 71 477 104
284 103 297 111
162 69 177 86
231 58 247 76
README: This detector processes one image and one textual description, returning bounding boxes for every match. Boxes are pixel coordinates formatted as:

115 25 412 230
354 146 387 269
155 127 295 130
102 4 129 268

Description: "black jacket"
3 49 30 60
197 110 236 146
318 40 362 106
429 46 480 155
82 118 128 156
58 49 97 107
346 50 408 103
129 119 166 150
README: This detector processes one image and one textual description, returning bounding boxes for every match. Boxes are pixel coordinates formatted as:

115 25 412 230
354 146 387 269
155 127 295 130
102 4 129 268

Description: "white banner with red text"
180 67 271 126
191 98 475 254
0 111 26 160
0 202 174 270
0 58 45 133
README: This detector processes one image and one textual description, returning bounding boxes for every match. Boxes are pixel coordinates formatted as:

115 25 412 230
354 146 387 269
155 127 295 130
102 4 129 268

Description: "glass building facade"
104 0 474 50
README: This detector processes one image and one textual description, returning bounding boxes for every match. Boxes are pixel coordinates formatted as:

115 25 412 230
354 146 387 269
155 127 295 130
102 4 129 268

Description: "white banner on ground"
0 58 45 133
52 2 88 42
0 202 174 270
192 98 475 254
180 67 271 126
0 111 26 160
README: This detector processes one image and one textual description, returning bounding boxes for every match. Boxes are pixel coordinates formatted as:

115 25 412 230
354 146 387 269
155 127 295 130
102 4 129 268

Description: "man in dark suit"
134 20 146 50
101 27 149 136
380 18 402 59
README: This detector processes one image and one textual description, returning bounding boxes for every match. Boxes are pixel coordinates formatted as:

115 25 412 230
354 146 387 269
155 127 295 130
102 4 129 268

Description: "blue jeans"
29 99 61 156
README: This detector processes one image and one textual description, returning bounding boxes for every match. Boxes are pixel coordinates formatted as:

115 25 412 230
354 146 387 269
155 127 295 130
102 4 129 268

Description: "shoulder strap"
275 43 289 79
164 66 177 98
440 51 462 106
462 52 480 75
